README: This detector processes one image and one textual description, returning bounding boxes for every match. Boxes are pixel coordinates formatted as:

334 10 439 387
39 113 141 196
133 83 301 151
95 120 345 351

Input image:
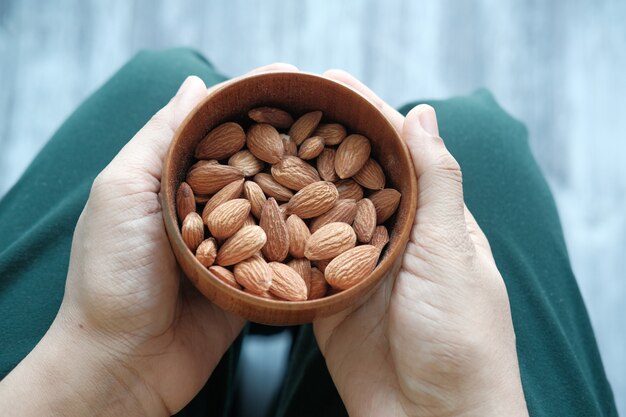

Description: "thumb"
101 76 209 191
404 105 468 245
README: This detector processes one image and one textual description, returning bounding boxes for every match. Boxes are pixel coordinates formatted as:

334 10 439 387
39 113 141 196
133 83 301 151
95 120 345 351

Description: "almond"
201 179 245 223
207 198 251 239
335 134 371 179
369 188 402 224
287 258 311 296
190 159 219 171
228 150 264 177
182 212 204 252
304 222 357 261
324 245 380 290
335 179 364 200
186 163 244 195
314 123 346 146
268 262 308 301
271 155 320 191
246 123 284 164
216 225 267 266
194 194 211 205
286 181 338 219
371 225 390 252
309 199 357 233
260 198 290 262
242 214 256 227
286 215 310 258
253 173 294 202
196 238 217 267
208 265 242 289
280 133 298 156
314 259 331 273
297 136 325 160
308 267 328 300
248 106 294 129
243 180 267 218
234 254 273 294
176 181 196 222
288 111 323 145
353 198 377 243
353 158 385 190
316 147 339 182
195 122 246 160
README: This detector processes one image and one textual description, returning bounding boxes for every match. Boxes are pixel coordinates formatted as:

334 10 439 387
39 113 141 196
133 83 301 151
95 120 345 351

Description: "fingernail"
176 76 196 97
417 105 439 136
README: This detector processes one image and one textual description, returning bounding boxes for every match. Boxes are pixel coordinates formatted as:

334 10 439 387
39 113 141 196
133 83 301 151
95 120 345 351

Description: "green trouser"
0 48 618 417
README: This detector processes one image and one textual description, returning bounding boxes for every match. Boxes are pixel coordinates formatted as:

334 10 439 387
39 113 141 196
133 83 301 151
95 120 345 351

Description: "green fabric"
0 48 618 417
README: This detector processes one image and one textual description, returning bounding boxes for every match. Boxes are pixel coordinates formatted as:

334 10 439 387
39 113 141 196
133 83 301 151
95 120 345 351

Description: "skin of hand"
0 64 298 417
313 71 529 417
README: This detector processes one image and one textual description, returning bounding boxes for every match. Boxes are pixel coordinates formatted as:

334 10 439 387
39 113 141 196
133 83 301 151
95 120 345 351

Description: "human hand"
314 71 529 417
0 64 297 417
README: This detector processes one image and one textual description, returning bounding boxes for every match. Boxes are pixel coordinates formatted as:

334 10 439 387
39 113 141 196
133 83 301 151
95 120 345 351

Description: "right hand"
314 71 529 417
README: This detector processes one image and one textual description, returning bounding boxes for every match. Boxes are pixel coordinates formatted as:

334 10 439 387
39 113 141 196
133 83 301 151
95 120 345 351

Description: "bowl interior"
162 72 417 325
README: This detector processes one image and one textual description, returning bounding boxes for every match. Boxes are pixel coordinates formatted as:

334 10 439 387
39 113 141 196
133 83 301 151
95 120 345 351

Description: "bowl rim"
161 71 417 316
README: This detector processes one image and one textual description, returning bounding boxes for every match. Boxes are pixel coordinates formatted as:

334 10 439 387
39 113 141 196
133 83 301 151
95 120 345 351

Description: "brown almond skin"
243 180 267 219
196 238 217 267
253 173 294 202
271 155 320 191
228 150 264 177
176 181 196 222
207 198 251 239
268 262 308 301
371 225 390 252
305 222 357 261
195 122 246 160
335 134 372 179
280 133 298 156
309 199 357 233
317 147 339 182
287 258 312 296
287 181 338 219
260 198 290 262
314 259 331 273
335 179 364 200
194 194 211 205
182 212 204 252
201 179 245 223
353 198 377 243
286 215 311 258
289 111 323 145
190 159 219 171
248 106 294 129
314 123 347 146
308 267 328 300
208 265 242 289
247 123 284 164
245 289 280 300
186 163 244 195
324 245 380 290
369 188 402 224
242 214 257 227
353 158 386 190
234 254 273 294
298 136 325 160
216 225 267 266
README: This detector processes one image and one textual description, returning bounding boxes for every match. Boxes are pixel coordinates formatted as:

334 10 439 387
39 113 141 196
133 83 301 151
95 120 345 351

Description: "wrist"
0 319 168 417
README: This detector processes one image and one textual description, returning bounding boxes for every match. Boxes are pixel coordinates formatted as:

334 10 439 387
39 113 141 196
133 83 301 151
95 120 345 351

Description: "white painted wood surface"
1 0 624 412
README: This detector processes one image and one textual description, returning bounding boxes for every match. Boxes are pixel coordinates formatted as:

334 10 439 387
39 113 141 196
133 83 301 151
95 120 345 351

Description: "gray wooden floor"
1 0 625 412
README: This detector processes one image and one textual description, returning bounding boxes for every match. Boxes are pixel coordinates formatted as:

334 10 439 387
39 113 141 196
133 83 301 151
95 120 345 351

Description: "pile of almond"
176 107 401 301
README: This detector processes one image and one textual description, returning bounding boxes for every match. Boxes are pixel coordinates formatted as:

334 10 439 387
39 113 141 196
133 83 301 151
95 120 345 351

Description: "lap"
0 49 616 417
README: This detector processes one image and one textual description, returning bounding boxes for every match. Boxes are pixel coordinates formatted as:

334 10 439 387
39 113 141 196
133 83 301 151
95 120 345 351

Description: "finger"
404 105 468 242
103 75 209 188
464 205 494 258
323 69 404 133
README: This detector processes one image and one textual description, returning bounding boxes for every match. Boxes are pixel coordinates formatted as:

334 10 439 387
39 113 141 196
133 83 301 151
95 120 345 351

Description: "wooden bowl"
161 72 417 325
